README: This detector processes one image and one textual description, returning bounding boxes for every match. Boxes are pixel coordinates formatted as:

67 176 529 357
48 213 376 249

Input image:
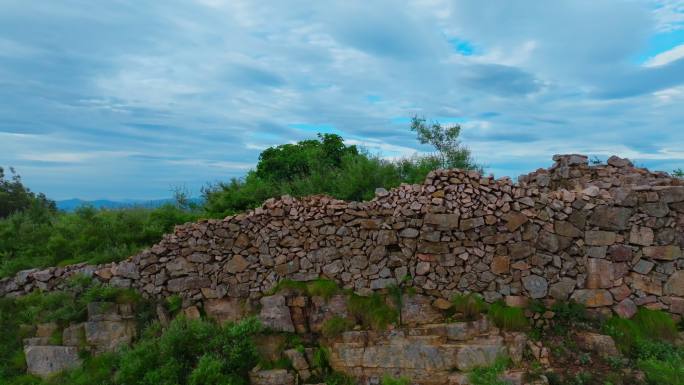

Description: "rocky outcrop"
2 154 683 320
22 302 137 377
328 317 524 385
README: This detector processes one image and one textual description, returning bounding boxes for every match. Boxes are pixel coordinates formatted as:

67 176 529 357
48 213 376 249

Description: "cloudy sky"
1 0 683 200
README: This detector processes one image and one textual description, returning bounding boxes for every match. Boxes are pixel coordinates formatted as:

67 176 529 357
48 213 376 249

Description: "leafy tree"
409 116 479 170
0 167 55 219
255 133 358 182
673 168 684 178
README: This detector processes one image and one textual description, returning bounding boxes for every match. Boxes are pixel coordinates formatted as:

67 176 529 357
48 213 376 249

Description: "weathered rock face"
2 154 683 319
24 346 81 378
22 301 138 377
328 318 521 385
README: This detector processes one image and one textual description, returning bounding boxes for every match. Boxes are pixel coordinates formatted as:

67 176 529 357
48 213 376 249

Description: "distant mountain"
56 198 202 211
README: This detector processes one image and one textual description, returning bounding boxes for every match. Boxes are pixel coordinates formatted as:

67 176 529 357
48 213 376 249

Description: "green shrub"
603 308 678 355
549 300 587 335
116 317 261 385
632 308 678 341
467 356 509 385
321 316 355 338
347 293 397 330
380 375 410 385
0 204 201 278
487 302 528 331
188 354 242 385
638 355 684 385
451 293 488 321
165 295 183 314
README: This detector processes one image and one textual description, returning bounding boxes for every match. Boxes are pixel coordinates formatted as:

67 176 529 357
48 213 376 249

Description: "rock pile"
2 154 683 319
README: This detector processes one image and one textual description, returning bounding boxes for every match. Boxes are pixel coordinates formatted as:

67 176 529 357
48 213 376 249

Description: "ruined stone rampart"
2 155 684 317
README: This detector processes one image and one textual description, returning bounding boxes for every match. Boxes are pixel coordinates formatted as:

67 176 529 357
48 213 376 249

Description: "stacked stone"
1 154 683 319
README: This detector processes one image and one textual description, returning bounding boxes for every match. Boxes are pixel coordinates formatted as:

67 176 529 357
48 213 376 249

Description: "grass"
267 278 341 300
347 292 398 330
467 356 509 385
321 316 354 338
380 375 411 385
487 301 528 332
451 293 488 321
603 308 678 355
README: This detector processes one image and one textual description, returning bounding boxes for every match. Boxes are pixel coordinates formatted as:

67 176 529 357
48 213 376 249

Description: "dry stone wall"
2 154 684 318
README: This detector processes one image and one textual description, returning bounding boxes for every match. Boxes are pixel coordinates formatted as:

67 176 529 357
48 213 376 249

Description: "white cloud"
644 44 684 66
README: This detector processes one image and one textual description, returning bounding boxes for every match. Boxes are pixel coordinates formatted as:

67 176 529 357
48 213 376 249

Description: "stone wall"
2 154 683 318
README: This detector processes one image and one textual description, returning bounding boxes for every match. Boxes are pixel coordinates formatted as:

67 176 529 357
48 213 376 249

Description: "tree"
409 116 479 170
0 167 55 219
673 168 684 178
255 133 358 182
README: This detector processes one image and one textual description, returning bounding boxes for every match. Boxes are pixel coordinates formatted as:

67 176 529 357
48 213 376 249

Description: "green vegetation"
2 120 480 278
321 316 354 338
467 356 509 385
268 278 341 300
603 308 677 354
0 203 201 278
0 278 149 383
347 292 398 330
487 302 528 332
380 374 411 385
673 168 684 178
0 167 56 219
204 128 479 217
387 275 414 326
410 116 479 171
451 293 488 321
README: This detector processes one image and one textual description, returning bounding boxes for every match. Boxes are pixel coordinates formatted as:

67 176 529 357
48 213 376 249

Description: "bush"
487 302 528 332
116 317 261 385
452 293 488 321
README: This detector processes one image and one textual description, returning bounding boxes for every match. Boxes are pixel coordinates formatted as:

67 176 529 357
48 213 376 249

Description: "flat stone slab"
24 345 81 378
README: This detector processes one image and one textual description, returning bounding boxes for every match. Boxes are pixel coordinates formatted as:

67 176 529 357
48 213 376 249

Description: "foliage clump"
487 302 528 332
321 316 354 338
467 356 510 385
347 292 397 330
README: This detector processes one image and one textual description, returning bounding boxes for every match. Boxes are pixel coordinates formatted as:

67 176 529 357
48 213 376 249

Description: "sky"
1 0 684 200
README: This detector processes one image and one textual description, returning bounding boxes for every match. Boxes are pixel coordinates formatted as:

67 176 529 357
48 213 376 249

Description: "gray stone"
249 369 295 385
259 295 294 332
85 320 136 352
455 336 506 371
665 270 684 296
570 289 614 307
589 206 632 231
632 260 655 275
549 278 577 301
522 275 548 299
585 231 616 246
424 213 460 229
24 346 81 378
